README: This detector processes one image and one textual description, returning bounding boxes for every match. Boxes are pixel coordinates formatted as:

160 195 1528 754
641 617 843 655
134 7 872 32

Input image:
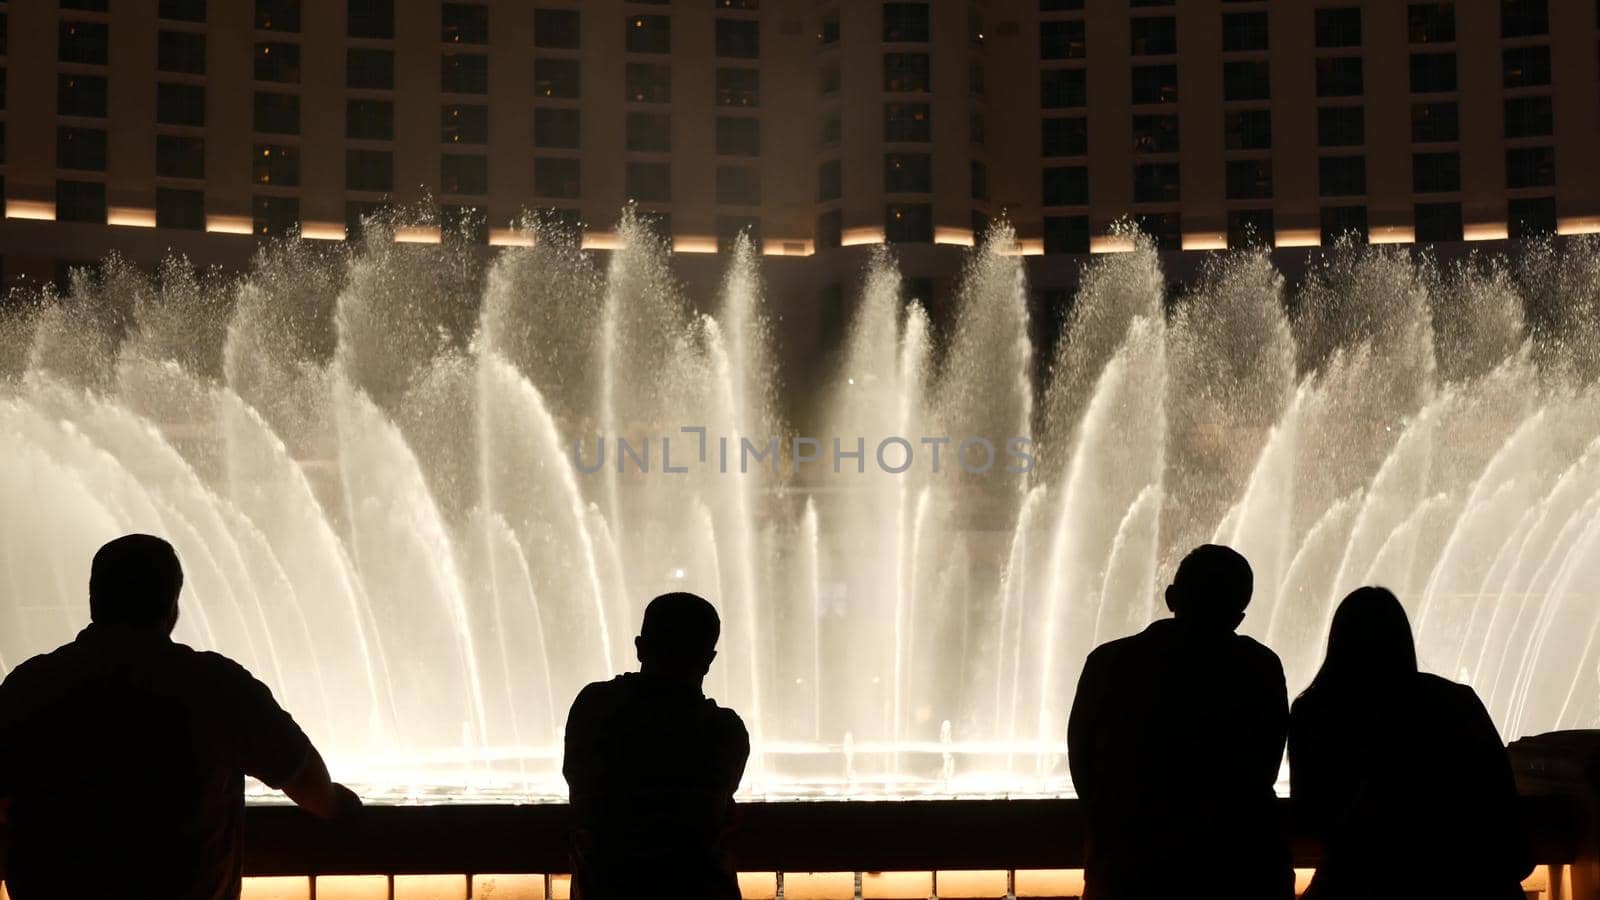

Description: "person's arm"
225 658 360 819
1459 685 1534 883
1257 654 1290 790
279 745 362 820
1067 649 1106 803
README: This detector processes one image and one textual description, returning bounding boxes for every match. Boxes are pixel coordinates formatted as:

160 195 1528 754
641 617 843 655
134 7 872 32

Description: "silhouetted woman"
1289 587 1532 900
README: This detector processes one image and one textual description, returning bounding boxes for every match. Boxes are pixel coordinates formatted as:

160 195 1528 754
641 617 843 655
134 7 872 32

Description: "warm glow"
548 875 572 900
841 226 885 246
1018 238 1045 256
582 230 622 251
5 199 57 221
861 870 932 898
315 876 390 900
737 872 779 900
300 221 346 241
936 870 1009 898
1464 222 1510 241
1014 869 1085 898
206 214 254 234
1182 232 1228 252
393 874 467 899
1557 216 1600 235
1294 868 1316 895
1522 865 1551 893
1369 225 1416 244
762 238 815 256
489 228 535 247
1090 233 1136 254
1275 228 1321 248
781 872 856 900
673 235 719 254
241 877 311 900
934 226 977 247
107 206 157 228
395 225 442 244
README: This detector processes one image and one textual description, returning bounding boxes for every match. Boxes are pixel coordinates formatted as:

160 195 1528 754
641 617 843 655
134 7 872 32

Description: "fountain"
1 211 1597 801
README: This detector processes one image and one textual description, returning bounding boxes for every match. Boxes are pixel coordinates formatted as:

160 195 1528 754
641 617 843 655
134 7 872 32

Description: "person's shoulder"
184 647 272 695
1229 632 1285 669
1086 631 1143 662
1416 672 1485 708
708 701 749 742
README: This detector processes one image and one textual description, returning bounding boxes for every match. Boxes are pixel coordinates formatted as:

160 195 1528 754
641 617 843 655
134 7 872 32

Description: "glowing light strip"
1275 228 1321 248
1182 232 1227 252
205 214 253 235
673 235 719 254
841 226 884 247
936 871 1010 897
1090 233 1135 254
762 239 815 257
488 228 534 247
1464 222 1509 241
934 226 976 247
862 871 933 898
1557 216 1600 236
581 230 621 250
6 200 57 221
1369 225 1415 245
394 225 441 244
300 221 346 241
106 207 157 228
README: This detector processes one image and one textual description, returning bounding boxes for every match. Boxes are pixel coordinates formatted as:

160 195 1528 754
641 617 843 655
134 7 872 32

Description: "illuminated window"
255 42 301 83
1131 114 1177 153
537 58 581 98
155 134 205 178
441 53 488 93
347 49 394 89
442 3 488 44
884 53 931 92
1502 46 1551 87
884 152 931 193
717 68 759 106
885 203 933 243
347 99 394 140
624 62 670 102
534 107 579 148
59 21 109 64
255 0 301 32
345 149 393 191
627 15 671 54
58 74 108 117
442 104 489 144
253 144 299 186
253 194 299 237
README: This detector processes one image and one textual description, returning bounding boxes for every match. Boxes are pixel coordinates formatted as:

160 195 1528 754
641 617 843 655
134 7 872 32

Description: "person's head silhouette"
1307 586 1417 693
635 592 721 685
89 533 183 633
1165 544 1252 632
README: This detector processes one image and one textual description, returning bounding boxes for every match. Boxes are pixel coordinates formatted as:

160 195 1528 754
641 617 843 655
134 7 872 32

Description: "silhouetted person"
563 592 750 900
0 534 359 900
1068 544 1293 900
1289 587 1532 900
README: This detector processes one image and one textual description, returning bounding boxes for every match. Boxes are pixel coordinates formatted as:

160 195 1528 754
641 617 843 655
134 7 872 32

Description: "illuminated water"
2 214 1598 801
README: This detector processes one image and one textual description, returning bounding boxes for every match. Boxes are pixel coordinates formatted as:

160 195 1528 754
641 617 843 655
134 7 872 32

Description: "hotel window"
1319 156 1366 196
1132 65 1178 104
1223 61 1269 102
819 113 841 147
1506 147 1555 188
537 58 582 99
1318 107 1364 146
442 3 488 44
1227 210 1274 248
1508 196 1556 237
717 68 759 107
158 30 205 74
442 205 489 245
254 93 300 134
57 127 107 171
1316 57 1363 96
972 210 992 239
717 216 762 253
719 0 760 9
970 61 986 96
1043 216 1090 254
1041 0 1084 8
1504 96 1553 138
716 117 760 156
534 9 580 49
1130 17 1177 55
1225 111 1272 151
345 149 393 191
534 107 579 148
885 152 932 193
443 104 489 144
1314 8 1361 48
253 195 300 237
347 99 394 140
1410 102 1458 143
884 54 931 92
59 22 109 65
716 166 761 206
1040 19 1086 59
716 20 759 58
1133 163 1180 203
349 0 394 39
348 48 395 90
1320 205 1368 243
1407 3 1455 43
816 210 843 249
1127 117 1177 156
1412 152 1460 192
532 207 582 243
160 0 206 23
818 160 841 202
885 103 932 141
1409 53 1457 93
255 0 300 32
155 134 204 178
442 154 488 195
1501 0 1548 37
626 112 670 152
972 161 988 200
1413 202 1462 241
346 200 384 240
885 203 933 243
627 15 671 54
442 54 489 94
253 144 299 186
1043 166 1089 206
883 3 930 42
255 42 301 83
58 74 108 118
1041 69 1087 108
57 180 108 224
1044 116 1090 157
155 188 205 230
819 62 841 96
534 157 581 198
1225 160 1273 200
157 83 206 126
1135 212 1181 250
626 162 671 202
62 0 109 8
1502 46 1551 88
624 63 670 102
818 12 840 46
1222 12 1269 52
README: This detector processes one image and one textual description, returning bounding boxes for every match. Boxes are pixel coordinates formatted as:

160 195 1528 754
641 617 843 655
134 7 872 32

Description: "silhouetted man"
1067 544 1292 900
563 592 750 900
0 534 359 900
